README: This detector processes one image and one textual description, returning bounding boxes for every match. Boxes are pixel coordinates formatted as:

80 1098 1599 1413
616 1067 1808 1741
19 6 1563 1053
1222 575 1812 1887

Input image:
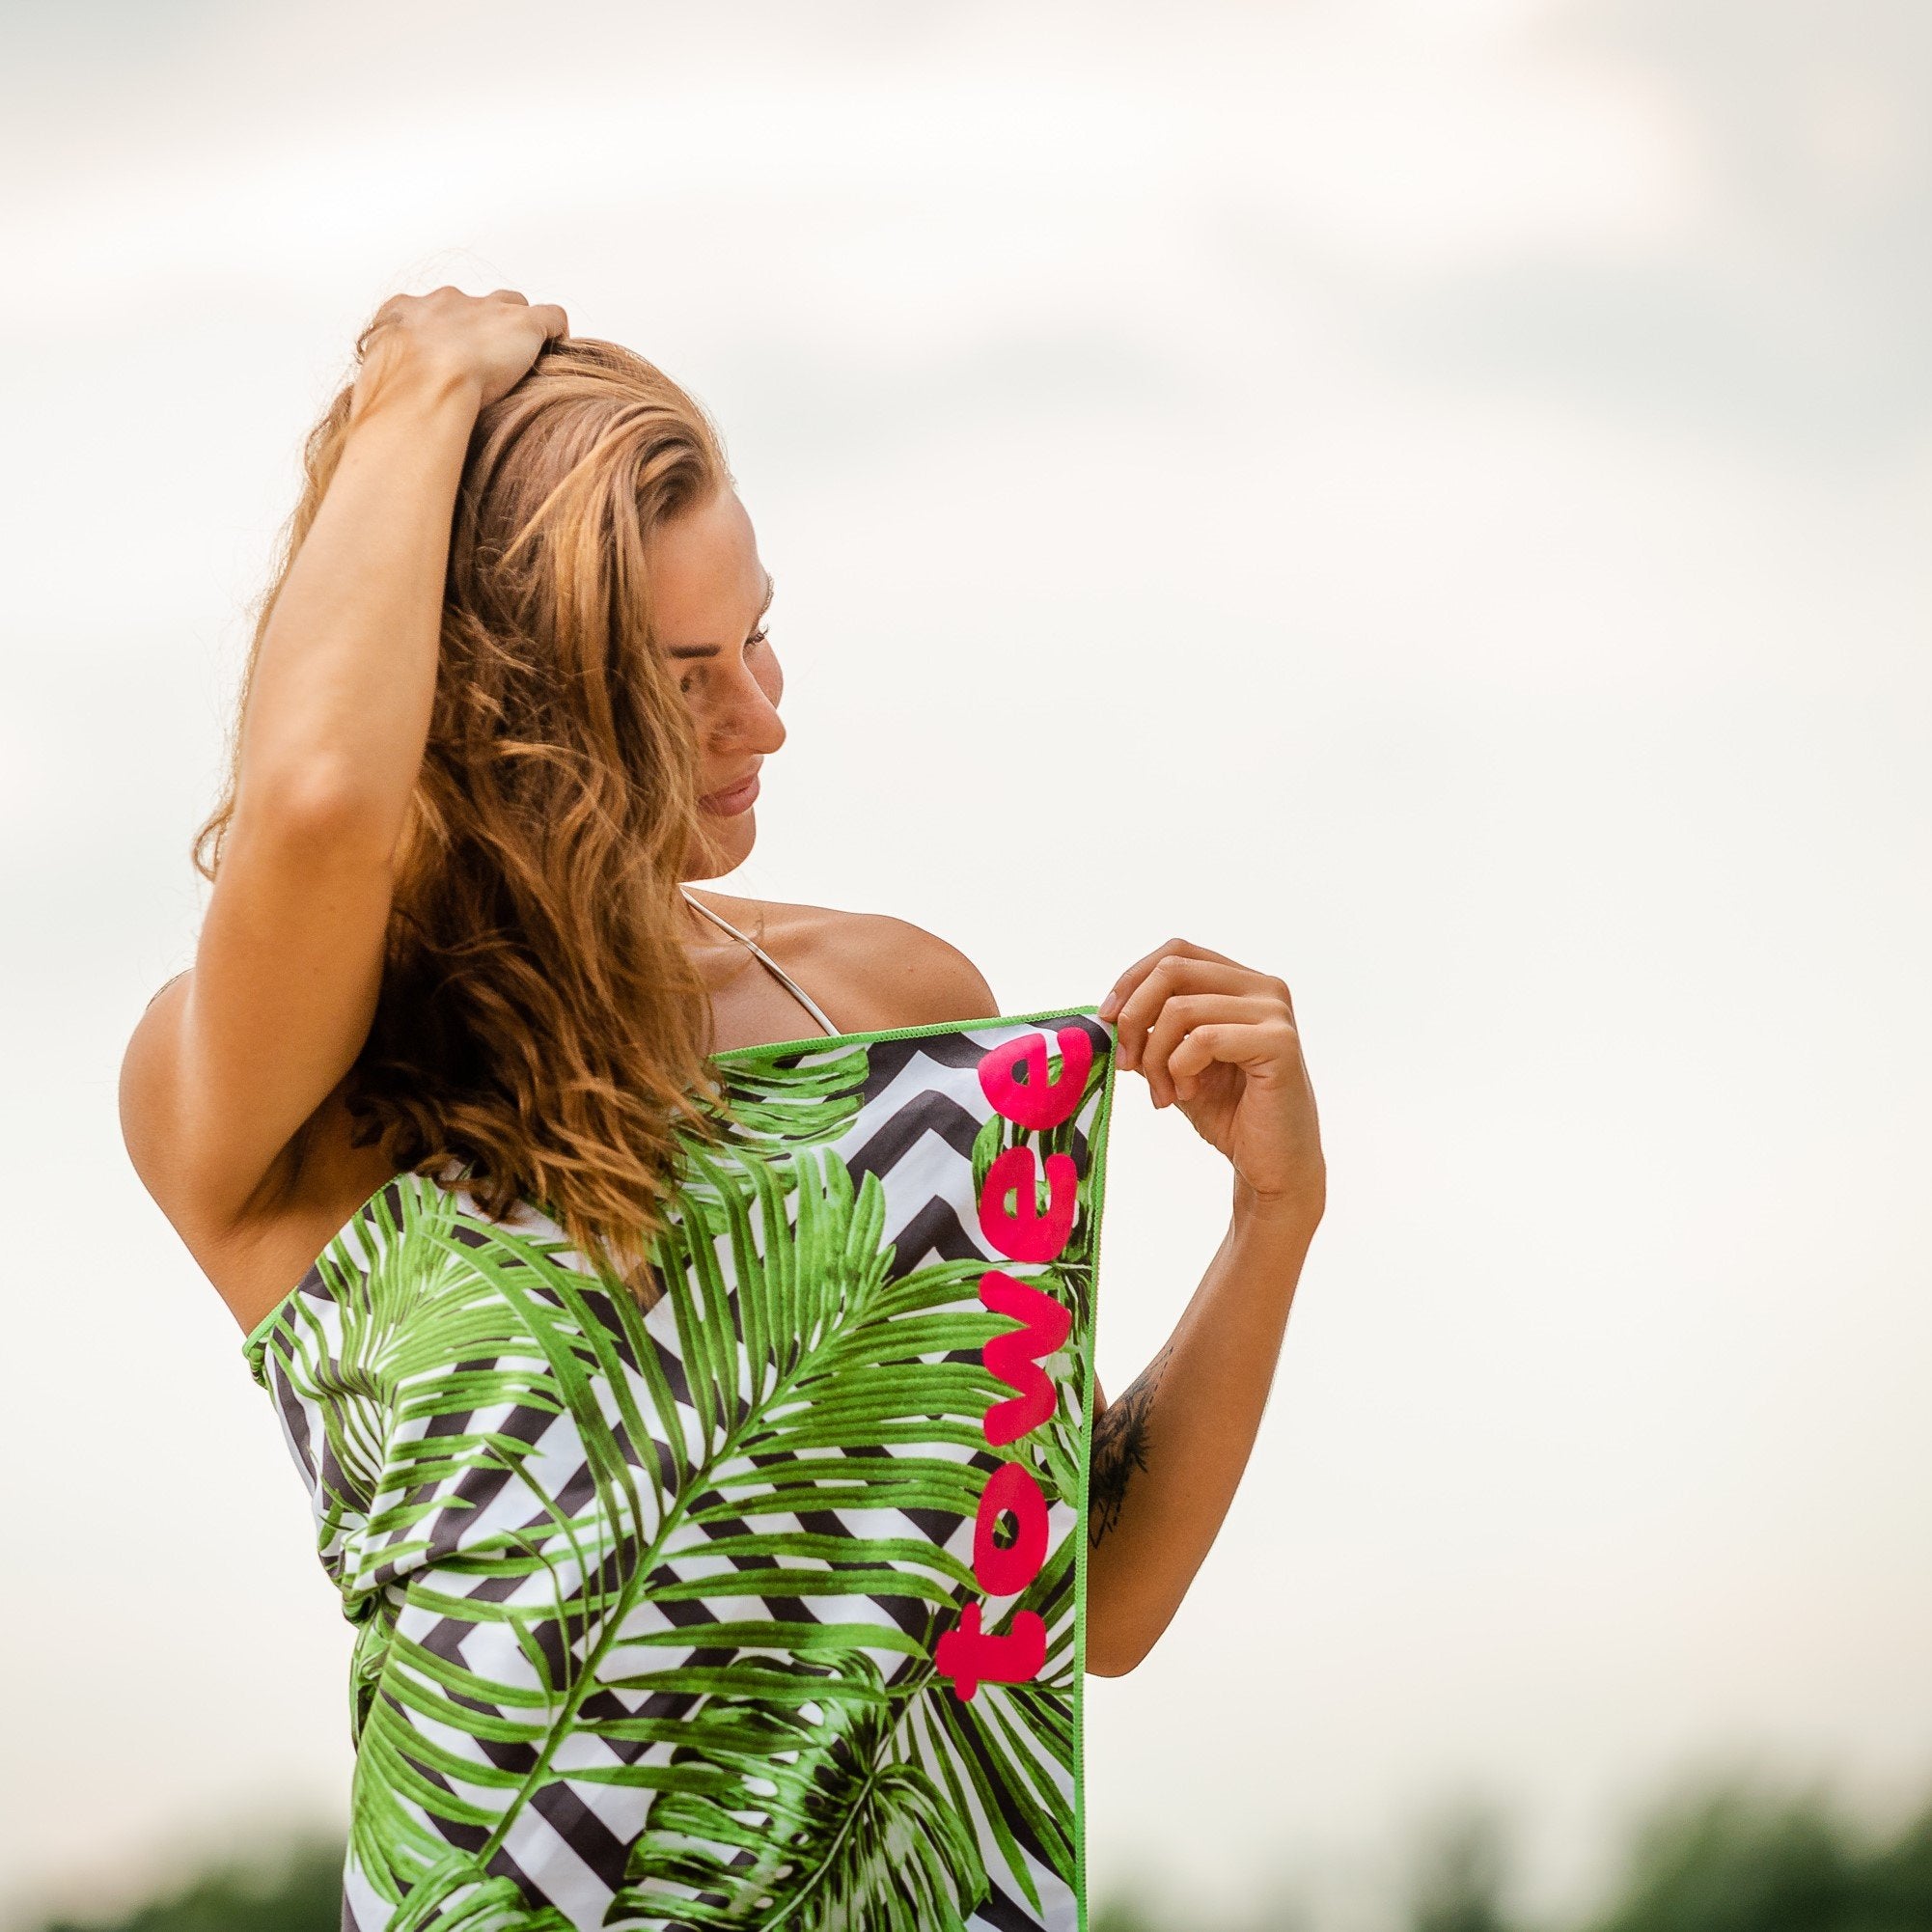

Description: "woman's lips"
700 771 760 815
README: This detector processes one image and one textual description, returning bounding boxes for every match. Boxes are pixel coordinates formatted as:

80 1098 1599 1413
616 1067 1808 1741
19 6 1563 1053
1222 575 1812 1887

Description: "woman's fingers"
1166 1017 1302 1086
1104 946 1291 1074
1097 937 1320 1214
1138 991 1285 1106
351 287 570 412
1098 936 1242 1033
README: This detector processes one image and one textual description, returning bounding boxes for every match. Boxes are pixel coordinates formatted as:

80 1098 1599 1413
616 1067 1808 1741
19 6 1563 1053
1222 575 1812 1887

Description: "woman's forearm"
1085 1189 1317 1674
235 359 483 849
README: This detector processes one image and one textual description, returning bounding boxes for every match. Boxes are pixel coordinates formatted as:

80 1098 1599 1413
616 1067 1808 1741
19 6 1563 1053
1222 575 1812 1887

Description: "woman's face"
647 483 787 880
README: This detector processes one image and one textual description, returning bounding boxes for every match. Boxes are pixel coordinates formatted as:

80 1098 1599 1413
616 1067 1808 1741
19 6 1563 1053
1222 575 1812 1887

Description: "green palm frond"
283 1015 1112 1929
386 1860 574 1932
338 1138 1073 1925
610 1650 988 1932
702 1037 873 1157
624 1544 1081 1930
906 1527 1083 1916
595 1313 1089 1924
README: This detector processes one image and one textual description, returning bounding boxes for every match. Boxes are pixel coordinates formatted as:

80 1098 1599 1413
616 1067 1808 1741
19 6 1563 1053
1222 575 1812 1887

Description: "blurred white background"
4 0 1928 1925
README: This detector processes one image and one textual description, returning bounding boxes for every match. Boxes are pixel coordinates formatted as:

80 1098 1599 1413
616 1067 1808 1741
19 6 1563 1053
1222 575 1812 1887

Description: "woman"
120 286 1325 1929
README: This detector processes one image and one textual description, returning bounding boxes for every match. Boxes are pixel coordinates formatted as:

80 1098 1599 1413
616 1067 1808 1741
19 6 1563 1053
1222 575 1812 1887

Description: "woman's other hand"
1097 938 1325 1233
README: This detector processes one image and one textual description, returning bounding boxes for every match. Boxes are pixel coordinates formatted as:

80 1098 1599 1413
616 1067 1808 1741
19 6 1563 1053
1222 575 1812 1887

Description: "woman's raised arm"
1081 934 1326 1674
120 289 566 1246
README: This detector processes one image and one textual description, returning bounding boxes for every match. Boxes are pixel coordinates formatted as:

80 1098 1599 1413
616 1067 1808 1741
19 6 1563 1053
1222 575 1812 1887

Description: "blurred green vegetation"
31 1839 343 1932
1097 1775 1932 1932
20 1772 1932 1931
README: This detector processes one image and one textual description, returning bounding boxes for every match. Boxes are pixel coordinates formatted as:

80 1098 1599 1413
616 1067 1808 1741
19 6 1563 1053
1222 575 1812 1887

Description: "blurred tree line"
21 1771 1932 1931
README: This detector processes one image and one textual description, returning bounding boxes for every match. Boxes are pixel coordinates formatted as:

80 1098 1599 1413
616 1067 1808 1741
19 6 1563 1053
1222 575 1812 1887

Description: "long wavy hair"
192 333 744 1308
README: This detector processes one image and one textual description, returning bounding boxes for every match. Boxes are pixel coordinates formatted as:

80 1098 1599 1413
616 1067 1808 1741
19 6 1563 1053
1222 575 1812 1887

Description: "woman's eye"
679 628 767 696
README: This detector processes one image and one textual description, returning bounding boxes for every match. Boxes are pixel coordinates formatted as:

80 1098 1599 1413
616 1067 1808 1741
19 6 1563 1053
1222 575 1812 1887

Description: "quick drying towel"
245 1006 1120 1931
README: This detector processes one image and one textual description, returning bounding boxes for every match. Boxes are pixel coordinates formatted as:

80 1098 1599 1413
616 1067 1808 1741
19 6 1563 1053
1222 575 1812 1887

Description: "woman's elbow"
1085 1625 1158 1677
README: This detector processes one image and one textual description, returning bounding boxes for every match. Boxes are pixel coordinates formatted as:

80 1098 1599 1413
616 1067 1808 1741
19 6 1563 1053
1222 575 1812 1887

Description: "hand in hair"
352 284 570 421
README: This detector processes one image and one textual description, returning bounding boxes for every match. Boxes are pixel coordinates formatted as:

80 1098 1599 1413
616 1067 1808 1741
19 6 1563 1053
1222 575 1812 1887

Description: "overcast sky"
4 1 1929 1925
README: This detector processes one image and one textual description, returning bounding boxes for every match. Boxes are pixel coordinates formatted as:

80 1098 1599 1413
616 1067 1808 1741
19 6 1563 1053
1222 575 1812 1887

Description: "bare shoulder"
688 888 1000 1034
822 903 1001 1032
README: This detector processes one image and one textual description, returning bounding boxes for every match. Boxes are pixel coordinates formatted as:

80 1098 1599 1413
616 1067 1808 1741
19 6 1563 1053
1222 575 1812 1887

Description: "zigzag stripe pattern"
245 1007 1118 1932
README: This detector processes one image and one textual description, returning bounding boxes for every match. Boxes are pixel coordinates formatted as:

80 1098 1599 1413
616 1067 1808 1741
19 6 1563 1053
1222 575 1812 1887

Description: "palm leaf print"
598 1141 1095 1926
246 1009 1118 1932
703 1037 873 1158
346 1144 1026 1923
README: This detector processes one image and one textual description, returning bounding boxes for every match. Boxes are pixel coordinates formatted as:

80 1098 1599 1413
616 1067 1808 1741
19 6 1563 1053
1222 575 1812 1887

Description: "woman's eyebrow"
664 571 777 659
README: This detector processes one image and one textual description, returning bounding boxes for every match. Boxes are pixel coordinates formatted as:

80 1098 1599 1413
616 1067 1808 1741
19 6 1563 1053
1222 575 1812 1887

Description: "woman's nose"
712 667 786 753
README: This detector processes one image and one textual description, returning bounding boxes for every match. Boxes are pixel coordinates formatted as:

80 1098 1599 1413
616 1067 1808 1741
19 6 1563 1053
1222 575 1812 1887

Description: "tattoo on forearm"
1089 1340 1175 1547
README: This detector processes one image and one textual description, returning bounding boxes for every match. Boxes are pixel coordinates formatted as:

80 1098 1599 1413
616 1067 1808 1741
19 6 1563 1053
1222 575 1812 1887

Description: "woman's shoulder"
690 887 1000 1033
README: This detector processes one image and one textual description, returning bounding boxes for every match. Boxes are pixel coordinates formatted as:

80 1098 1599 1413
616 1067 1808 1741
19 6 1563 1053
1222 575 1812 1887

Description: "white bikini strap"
680 887 841 1038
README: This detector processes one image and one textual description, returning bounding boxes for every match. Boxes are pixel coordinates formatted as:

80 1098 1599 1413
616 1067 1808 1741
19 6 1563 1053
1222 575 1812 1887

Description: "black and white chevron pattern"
247 1009 1117 1932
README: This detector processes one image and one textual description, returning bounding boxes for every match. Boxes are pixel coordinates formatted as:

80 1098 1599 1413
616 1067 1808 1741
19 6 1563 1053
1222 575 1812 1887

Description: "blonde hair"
193 334 742 1305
